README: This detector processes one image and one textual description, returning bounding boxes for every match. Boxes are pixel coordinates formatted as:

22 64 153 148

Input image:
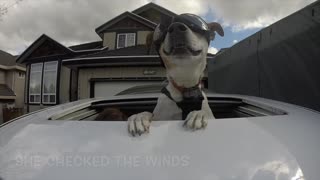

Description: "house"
16 2 213 113
0 50 26 123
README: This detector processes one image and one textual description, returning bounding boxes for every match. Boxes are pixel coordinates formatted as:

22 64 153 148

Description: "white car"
0 91 320 180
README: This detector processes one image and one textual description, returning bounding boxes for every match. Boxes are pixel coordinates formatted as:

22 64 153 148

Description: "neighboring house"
0 50 26 123
16 2 213 113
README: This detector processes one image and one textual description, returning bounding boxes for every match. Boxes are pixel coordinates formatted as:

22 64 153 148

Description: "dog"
128 13 224 136
95 108 127 121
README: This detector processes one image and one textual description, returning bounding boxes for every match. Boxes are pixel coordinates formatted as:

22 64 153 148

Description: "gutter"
62 55 160 62
0 65 26 71
0 95 16 100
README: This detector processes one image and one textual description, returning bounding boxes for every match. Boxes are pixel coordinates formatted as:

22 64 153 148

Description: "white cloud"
206 0 316 32
233 40 238 44
0 0 316 54
153 0 209 16
0 0 150 54
208 46 218 54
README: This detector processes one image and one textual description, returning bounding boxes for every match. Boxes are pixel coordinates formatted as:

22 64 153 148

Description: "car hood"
1 112 320 180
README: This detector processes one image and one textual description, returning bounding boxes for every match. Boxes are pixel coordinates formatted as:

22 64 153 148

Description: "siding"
5 71 14 89
24 66 29 104
0 70 25 108
103 32 116 49
59 66 70 104
13 71 25 108
137 31 152 45
0 70 5 84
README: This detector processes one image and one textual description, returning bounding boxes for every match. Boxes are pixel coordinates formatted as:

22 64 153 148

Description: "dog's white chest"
153 94 182 120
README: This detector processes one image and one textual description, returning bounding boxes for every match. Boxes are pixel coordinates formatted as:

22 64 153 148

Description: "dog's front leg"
128 112 153 136
184 93 214 130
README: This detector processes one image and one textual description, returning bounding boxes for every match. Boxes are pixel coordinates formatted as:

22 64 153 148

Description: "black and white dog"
128 14 224 136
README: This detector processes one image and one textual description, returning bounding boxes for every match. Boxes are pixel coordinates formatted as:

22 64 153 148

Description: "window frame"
116 33 136 49
18 71 25 78
29 63 43 104
28 61 59 105
42 61 58 105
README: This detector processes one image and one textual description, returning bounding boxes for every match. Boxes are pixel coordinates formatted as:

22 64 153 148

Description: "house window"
28 61 58 104
117 33 136 48
42 61 58 104
18 72 25 78
29 63 43 103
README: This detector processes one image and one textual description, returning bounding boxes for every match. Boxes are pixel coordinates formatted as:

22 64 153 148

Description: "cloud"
233 40 238 44
206 0 316 32
0 0 150 54
0 0 316 54
208 46 218 54
153 0 209 16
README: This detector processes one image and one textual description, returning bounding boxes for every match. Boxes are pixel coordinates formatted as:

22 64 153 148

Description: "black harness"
161 87 204 120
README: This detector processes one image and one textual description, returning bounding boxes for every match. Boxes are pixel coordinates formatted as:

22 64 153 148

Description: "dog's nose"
168 22 188 33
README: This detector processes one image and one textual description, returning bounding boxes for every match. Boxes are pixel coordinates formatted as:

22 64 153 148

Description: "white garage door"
94 81 161 98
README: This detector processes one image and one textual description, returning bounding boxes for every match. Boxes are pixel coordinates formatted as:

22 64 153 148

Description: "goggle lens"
154 13 211 49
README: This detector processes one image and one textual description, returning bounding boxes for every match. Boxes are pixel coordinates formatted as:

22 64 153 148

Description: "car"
0 92 320 180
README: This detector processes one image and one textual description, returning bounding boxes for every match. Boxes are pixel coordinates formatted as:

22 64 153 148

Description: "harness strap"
161 87 204 120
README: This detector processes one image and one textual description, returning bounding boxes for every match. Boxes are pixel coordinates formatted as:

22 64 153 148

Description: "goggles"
153 13 211 51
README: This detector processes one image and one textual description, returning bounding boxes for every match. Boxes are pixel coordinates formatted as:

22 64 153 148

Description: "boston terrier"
128 13 224 136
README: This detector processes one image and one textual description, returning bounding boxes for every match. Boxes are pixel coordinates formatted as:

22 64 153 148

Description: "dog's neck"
166 77 201 102
169 76 201 92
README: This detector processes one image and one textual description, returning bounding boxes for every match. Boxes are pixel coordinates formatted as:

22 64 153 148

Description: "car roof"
1 94 320 180
1 114 320 180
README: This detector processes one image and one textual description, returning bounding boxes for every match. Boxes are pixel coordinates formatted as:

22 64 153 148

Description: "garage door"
94 81 161 98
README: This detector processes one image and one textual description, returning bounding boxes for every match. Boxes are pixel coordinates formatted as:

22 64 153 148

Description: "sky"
0 0 316 55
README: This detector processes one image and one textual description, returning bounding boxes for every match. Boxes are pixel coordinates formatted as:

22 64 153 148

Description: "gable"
95 12 156 38
16 34 72 64
107 16 155 31
29 39 70 58
135 7 174 24
132 2 177 24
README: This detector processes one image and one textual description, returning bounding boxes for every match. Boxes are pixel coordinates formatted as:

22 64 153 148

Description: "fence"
2 107 24 123
208 1 320 112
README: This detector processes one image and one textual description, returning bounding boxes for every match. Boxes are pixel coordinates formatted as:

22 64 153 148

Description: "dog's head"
152 14 224 87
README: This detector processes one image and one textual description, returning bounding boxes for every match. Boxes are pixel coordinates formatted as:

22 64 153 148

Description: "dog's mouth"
163 44 202 56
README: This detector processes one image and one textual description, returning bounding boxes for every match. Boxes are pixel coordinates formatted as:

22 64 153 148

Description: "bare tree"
0 5 8 17
0 0 24 20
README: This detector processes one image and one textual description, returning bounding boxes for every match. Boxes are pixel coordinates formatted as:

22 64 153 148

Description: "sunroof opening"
49 97 286 121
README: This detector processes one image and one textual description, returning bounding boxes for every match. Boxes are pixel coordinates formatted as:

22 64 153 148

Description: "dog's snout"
168 22 188 33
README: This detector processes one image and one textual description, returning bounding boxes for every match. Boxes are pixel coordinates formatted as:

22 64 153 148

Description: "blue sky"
210 25 261 51
210 27 260 49
203 12 261 52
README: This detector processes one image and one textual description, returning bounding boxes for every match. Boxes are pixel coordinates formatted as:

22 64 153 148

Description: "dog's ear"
208 22 224 41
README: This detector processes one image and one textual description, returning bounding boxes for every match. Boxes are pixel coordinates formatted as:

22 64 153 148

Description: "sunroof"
49 97 286 121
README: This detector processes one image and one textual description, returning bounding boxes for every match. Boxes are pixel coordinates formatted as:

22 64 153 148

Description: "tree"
0 6 8 18
0 0 23 20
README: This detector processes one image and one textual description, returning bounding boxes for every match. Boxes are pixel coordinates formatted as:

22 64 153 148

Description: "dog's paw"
127 112 153 136
184 110 208 130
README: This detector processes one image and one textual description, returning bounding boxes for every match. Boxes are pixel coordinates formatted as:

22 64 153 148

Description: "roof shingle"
77 45 158 58
69 41 103 51
0 84 15 97
0 50 16 66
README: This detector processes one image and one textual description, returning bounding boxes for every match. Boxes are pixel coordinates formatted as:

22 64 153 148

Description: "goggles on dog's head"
153 13 211 51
